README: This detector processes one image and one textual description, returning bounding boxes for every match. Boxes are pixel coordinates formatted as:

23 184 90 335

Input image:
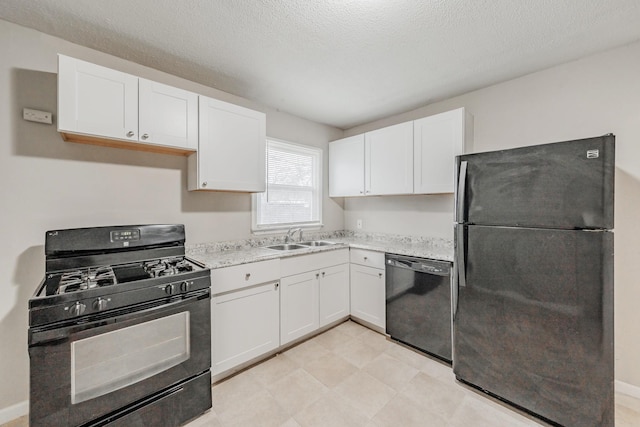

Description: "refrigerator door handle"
456 225 466 291
456 161 468 223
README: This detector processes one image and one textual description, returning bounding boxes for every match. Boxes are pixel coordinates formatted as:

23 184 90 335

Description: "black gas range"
28 224 212 427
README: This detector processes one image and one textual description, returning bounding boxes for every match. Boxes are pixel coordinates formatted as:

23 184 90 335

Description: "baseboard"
616 380 640 399
0 400 28 425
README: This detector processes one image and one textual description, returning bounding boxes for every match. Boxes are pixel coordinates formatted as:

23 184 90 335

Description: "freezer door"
456 135 614 229
453 225 614 427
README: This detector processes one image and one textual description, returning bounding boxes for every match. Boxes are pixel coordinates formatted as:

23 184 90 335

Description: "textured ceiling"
1 0 640 129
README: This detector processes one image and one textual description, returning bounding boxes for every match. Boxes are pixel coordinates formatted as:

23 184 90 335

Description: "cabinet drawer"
211 259 280 295
281 249 349 277
350 249 385 269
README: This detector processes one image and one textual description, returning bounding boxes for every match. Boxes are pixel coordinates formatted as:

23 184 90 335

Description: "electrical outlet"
23 108 53 124
356 219 363 229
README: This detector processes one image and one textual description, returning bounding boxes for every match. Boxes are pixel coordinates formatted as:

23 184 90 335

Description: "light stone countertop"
187 231 453 270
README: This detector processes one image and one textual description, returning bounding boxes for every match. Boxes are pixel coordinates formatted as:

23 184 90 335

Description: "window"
252 138 322 232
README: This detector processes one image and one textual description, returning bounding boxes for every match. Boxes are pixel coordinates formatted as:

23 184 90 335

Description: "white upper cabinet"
328 108 472 197
188 96 266 192
58 55 138 143
413 107 472 194
58 55 198 154
329 122 413 197
365 121 414 195
328 134 365 197
138 79 198 150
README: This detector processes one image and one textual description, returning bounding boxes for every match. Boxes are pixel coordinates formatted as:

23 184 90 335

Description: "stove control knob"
93 298 108 311
164 284 175 295
68 302 86 317
180 281 191 293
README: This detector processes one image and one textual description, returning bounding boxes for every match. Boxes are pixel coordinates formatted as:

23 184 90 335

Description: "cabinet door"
365 121 413 195
194 96 266 192
350 264 386 330
280 271 319 345
138 79 198 150
319 263 350 327
211 282 280 375
58 55 138 141
413 108 467 194
328 135 365 197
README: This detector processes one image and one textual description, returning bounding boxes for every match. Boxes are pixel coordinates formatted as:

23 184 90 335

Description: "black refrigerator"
453 135 615 427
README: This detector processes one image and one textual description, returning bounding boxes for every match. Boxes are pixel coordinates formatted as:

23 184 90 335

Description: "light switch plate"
23 108 53 124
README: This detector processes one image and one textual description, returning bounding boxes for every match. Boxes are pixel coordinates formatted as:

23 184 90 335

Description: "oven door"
29 291 211 427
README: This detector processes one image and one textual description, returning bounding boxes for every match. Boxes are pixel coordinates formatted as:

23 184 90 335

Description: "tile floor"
4 320 640 427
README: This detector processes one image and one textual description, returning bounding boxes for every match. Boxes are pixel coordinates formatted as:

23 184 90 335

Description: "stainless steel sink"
299 241 336 247
266 244 307 251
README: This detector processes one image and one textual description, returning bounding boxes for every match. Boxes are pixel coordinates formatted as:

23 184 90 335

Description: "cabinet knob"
378 272 383 278
126 131 135 137
141 133 149 140
359 191 364 194
202 182 207 187
245 273 251 280
322 272 325 277
316 273 320 279
274 283 279 290
364 257 368 261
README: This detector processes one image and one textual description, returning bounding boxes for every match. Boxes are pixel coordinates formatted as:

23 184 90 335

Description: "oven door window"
71 311 190 404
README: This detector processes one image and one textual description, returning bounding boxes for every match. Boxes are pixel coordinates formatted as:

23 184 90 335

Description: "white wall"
0 19 344 415
343 41 640 388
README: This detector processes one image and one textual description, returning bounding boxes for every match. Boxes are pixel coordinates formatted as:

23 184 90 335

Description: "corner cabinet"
413 107 472 194
188 96 266 192
58 55 198 155
328 135 365 197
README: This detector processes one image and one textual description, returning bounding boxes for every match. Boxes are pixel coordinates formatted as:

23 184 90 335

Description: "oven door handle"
29 293 205 347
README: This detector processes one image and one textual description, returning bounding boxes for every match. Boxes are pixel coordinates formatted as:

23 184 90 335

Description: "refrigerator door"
453 224 614 427
456 135 614 230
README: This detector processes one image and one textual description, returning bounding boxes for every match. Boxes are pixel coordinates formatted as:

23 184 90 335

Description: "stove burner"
143 257 194 278
57 266 116 294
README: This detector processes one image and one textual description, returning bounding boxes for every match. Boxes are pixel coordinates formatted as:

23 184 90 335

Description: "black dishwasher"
385 254 452 363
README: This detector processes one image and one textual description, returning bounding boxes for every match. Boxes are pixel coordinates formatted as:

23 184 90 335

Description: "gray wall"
343 41 640 388
0 19 344 414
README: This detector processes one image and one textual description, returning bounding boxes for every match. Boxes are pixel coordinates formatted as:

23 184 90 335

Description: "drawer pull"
245 273 251 280
364 257 368 261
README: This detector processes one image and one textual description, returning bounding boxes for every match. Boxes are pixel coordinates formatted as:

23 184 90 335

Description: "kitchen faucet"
285 227 303 243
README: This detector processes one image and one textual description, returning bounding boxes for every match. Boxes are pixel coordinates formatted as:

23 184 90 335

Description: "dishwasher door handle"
386 258 450 276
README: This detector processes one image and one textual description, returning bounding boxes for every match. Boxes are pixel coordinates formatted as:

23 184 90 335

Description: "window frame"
251 137 323 233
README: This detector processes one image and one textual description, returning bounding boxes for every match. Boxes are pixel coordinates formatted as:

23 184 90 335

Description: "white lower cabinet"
210 259 280 378
280 271 320 345
211 282 280 376
350 249 386 330
319 263 350 327
280 249 350 345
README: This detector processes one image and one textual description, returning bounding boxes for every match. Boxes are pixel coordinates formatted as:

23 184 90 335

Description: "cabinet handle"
322 272 325 277
359 191 364 194
364 257 368 261
378 272 383 278
316 273 320 279
202 182 207 187
274 283 279 290
141 133 149 140
126 131 135 137
245 273 251 280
